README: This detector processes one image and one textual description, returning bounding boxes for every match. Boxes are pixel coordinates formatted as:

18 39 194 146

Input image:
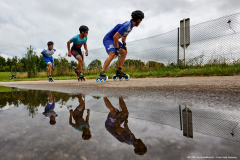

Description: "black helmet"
47 41 54 46
131 10 144 20
79 25 89 33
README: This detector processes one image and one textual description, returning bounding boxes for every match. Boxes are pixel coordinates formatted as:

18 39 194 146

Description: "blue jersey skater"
41 48 56 67
103 20 133 54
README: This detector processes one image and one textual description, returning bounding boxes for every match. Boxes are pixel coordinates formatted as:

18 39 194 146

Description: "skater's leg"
48 63 52 76
104 97 118 116
76 56 83 73
49 91 53 103
77 94 85 111
118 49 127 68
102 51 116 72
119 98 129 118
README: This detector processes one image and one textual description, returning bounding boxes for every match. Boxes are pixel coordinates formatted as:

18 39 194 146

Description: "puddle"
0 87 239 160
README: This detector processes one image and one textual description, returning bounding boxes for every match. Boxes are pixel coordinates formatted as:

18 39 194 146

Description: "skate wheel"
83 77 86 81
96 78 99 82
103 76 108 82
112 75 117 81
78 78 80 81
100 78 103 82
125 74 130 81
118 77 123 81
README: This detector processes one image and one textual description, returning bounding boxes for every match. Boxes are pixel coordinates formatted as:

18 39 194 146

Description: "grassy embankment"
0 63 240 82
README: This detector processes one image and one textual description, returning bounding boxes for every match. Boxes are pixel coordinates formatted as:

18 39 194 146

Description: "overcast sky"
0 0 240 62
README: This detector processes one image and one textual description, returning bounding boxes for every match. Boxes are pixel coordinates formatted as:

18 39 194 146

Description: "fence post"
178 27 180 66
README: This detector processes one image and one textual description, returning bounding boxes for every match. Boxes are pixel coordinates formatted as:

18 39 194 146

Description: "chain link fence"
84 12 240 73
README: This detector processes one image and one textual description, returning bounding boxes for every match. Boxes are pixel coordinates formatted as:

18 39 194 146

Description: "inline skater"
96 10 144 82
41 41 56 82
67 25 89 81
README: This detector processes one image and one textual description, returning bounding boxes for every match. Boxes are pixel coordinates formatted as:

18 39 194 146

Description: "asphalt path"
1 76 240 109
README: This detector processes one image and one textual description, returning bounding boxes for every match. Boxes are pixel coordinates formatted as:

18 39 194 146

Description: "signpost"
180 18 190 66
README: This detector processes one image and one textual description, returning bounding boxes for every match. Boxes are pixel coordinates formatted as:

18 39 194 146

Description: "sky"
0 0 240 63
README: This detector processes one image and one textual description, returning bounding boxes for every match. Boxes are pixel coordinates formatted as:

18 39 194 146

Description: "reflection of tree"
92 96 101 99
0 89 72 118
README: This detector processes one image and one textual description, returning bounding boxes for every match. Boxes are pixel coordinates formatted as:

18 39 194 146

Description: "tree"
25 45 38 78
0 56 6 66
123 59 145 69
12 56 18 67
6 58 12 68
88 59 102 71
15 63 24 71
146 61 165 68
70 60 77 68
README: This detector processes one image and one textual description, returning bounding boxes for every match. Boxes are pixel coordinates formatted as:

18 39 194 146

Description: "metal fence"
85 12 240 69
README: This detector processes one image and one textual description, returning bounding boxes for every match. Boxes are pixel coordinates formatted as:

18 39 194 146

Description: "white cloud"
0 53 13 60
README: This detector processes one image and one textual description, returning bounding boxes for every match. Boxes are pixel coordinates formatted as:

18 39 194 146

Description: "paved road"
1 76 240 108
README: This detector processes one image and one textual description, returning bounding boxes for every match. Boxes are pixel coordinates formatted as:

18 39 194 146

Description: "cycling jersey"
103 20 133 41
103 20 133 53
41 48 56 58
70 34 87 49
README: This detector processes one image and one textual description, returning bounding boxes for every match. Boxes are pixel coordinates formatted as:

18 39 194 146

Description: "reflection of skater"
41 41 56 82
42 91 58 125
104 97 147 155
69 94 91 140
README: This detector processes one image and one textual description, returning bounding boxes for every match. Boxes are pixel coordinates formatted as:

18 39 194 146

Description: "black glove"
115 48 119 56
122 43 127 51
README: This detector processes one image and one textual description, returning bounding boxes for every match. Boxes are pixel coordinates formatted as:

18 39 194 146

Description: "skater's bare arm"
85 109 90 122
84 44 88 56
113 32 121 48
69 109 75 126
122 35 127 44
67 41 71 57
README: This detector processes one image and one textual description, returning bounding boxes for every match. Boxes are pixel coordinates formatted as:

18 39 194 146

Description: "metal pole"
183 19 186 66
177 27 180 66
185 104 188 138
179 105 182 130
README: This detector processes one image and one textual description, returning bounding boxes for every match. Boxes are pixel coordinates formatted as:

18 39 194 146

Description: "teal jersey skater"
67 25 89 81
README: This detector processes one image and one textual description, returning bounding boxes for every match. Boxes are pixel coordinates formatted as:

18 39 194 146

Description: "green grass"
0 86 12 92
0 63 240 82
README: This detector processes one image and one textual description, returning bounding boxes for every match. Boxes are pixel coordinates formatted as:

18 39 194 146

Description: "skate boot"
48 75 54 82
96 71 108 82
113 69 130 81
73 66 79 76
78 72 86 81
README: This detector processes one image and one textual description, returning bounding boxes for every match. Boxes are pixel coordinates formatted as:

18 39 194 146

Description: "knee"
48 63 52 67
77 57 83 63
109 52 116 59
121 110 129 117
120 49 127 57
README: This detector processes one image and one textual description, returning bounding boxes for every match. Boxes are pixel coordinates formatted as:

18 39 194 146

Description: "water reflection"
42 91 58 125
0 88 240 147
104 97 147 155
69 94 91 140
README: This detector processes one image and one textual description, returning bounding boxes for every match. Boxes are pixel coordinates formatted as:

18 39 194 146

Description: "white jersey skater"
41 48 56 57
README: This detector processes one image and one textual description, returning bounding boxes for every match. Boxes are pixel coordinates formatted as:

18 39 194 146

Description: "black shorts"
71 47 83 60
